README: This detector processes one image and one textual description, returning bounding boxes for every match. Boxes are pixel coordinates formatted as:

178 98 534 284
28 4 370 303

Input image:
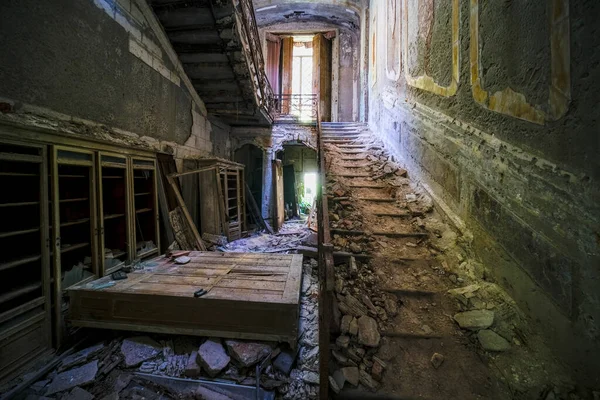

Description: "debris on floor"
11 257 320 400
219 219 314 254
321 126 581 399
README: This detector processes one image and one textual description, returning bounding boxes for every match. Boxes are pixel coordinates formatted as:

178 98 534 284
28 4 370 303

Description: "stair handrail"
315 97 333 398
232 0 275 118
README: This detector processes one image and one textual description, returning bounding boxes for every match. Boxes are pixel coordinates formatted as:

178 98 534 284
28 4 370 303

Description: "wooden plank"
123 283 203 296
166 175 206 251
207 287 284 302
132 275 218 286
0 152 42 163
282 254 304 304
169 166 216 179
68 252 301 346
217 278 286 292
214 169 230 239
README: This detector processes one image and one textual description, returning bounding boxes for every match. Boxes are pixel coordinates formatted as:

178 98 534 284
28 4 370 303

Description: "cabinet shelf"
58 174 87 178
0 255 42 272
60 242 90 254
135 192 151 196
111 250 127 258
0 282 42 305
59 218 90 228
0 297 45 325
102 176 125 179
0 172 38 177
136 208 153 214
137 248 158 258
59 197 89 204
104 213 125 220
0 227 40 239
0 201 39 208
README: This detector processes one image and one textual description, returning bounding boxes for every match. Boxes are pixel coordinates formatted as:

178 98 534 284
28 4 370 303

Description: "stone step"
357 197 396 203
348 184 387 189
329 172 370 177
330 228 429 238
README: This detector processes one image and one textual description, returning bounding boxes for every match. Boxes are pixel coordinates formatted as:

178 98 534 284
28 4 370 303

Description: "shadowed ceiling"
253 0 364 30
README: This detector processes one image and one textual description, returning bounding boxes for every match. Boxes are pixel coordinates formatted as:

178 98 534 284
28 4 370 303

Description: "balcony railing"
233 0 275 119
274 94 318 122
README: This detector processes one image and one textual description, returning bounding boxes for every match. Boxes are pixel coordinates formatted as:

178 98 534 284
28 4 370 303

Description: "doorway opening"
302 172 317 214
233 144 264 228
275 142 317 220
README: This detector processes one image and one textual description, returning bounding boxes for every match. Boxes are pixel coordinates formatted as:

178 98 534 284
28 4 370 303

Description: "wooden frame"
131 157 161 260
0 139 53 383
51 145 99 345
97 152 132 276
0 125 162 378
69 252 303 346
171 159 246 244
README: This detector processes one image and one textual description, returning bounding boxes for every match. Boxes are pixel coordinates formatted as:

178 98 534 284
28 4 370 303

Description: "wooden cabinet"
198 159 246 241
0 130 161 381
98 153 131 275
0 140 52 382
131 157 159 260
50 146 99 344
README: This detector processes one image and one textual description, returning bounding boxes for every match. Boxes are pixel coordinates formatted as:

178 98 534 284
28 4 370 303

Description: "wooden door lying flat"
68 252 303 346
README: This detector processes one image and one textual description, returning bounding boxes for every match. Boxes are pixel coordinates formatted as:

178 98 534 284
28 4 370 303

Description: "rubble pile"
219 220 314 254
328 256 399 392
17 259 321 400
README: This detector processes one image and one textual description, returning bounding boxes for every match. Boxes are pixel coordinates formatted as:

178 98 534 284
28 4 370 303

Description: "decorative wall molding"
385 0 402 81
403 0 460 97
469 0 571 125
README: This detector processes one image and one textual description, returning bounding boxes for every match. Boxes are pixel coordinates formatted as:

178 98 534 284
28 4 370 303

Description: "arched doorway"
234 144 264 228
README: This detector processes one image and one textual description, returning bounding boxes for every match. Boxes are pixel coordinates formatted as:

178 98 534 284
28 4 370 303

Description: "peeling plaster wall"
367 0 600 383
0 0 227 164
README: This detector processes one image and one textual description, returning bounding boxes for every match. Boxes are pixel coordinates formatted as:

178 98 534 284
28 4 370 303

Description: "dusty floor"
2 222 321 400
322 126 586 400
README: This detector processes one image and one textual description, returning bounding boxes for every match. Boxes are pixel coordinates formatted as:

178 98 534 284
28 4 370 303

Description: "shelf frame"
131 156 160 259
97 152 132 277
0 139 52 374
51 145 98 346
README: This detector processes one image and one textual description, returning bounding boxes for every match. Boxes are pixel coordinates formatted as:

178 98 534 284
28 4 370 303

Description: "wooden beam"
166 175 206 251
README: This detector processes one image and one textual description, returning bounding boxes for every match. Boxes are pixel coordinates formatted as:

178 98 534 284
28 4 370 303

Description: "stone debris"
477 330 511 352
225 340 272 367
359 369 380 392
59 344 105 372
430 353 444 369
46 361 98 396
9 256 319 400
341 366 359 387
184 351 201 377
197 339 230 377
62 387 94 400
273 349 296 375
357 315 381 347
454 310 495 331
120 337 162 368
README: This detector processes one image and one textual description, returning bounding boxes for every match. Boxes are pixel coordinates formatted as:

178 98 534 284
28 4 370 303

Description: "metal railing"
274 94 318 122
232 0 275 118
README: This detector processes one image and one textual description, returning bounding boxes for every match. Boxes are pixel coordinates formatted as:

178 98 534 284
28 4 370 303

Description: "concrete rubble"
13 256 320 400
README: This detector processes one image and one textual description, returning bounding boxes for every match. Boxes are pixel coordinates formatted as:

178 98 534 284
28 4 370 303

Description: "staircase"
320 122 369 143
150 0 274 126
